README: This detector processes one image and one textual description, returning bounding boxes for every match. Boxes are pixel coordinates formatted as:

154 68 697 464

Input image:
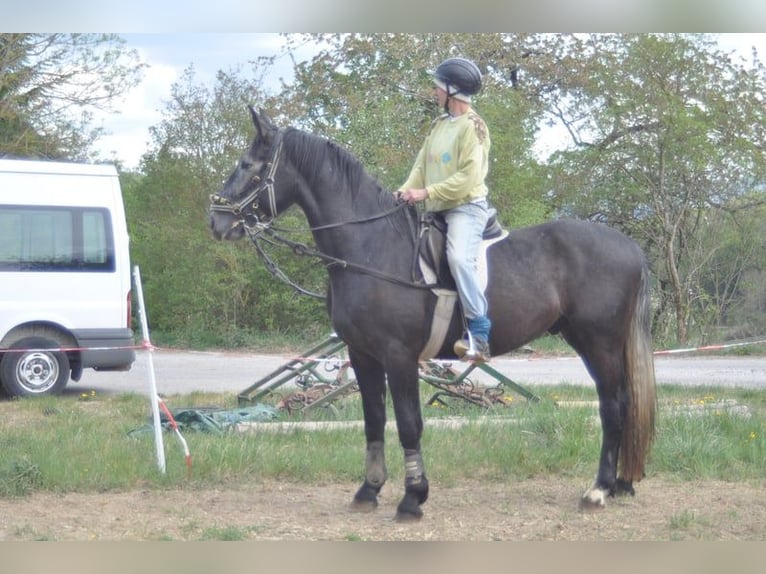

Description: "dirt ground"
1 475 764 541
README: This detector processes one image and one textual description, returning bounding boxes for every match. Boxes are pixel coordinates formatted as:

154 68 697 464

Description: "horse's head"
209 106 284 241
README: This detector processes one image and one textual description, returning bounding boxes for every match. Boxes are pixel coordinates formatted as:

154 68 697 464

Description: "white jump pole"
133 265 166 473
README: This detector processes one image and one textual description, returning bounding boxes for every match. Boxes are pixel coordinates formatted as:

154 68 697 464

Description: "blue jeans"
443 200 490 334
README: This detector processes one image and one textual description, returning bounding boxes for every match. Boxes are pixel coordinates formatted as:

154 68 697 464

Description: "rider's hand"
400 188 428 204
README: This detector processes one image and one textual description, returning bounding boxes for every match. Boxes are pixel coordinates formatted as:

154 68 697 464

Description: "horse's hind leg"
585 352 631 509
347 349 389 512
564 332 628 510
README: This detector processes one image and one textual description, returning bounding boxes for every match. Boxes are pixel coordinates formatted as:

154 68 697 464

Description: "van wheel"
0 337 70 396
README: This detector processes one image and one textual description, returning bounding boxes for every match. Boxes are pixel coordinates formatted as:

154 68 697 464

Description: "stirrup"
453 332 490 362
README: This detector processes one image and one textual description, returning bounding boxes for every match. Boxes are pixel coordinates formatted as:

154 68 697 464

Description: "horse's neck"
287 134 415 263
299 184 415 273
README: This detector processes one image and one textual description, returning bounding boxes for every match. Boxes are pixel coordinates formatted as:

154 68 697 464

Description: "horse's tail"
620 260 657 482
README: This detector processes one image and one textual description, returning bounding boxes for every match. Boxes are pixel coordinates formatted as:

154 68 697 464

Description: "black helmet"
433 57 482 97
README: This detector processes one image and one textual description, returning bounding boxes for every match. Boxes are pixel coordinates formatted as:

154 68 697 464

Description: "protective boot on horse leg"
351 440 388 512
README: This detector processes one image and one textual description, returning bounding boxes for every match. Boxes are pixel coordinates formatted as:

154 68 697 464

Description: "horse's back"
498 219 644 281
486 219 645 351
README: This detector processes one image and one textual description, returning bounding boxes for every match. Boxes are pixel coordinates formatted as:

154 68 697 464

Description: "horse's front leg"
386 354 429 522
347 349 389 512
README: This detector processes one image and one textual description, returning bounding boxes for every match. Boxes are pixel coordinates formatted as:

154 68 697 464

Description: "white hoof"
580 485 607 510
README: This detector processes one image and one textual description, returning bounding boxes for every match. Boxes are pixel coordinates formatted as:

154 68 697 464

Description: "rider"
397 57 492 362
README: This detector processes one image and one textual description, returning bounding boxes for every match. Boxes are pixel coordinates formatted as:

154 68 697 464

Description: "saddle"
417 207 505 290
415 208 507 361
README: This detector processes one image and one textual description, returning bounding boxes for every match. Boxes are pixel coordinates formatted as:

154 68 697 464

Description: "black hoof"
394 508 423 523
614 478 635 497
350 480 381 512
395 493 424 522
350 499 378 513
394 476 429 521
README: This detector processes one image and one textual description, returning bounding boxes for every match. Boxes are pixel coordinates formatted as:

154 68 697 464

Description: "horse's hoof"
395 491 425 522
351 480 381 512
349 499 378 513
614 478 635 497
579 487 607 511
394 508 423 523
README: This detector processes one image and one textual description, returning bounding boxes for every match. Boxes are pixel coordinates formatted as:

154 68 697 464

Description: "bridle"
210 126 409 234
208 128 285 234
209 126 435 297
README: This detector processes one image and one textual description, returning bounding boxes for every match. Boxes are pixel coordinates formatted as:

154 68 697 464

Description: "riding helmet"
432 57 483 99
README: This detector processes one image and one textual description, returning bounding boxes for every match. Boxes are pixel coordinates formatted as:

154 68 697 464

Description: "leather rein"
209 129 436 298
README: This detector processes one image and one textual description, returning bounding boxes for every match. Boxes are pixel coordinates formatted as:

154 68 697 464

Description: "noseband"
210 125 432 296
209 128 285 231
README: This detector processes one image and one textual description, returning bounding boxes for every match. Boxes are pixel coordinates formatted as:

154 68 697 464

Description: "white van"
0 159 135 396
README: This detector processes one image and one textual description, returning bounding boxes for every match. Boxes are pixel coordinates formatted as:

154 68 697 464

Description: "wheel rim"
16 351 60 393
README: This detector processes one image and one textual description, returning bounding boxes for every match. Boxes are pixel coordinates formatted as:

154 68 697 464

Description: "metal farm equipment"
237 333 538 415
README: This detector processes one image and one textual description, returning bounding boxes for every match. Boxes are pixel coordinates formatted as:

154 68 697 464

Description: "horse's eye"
240 160 253 170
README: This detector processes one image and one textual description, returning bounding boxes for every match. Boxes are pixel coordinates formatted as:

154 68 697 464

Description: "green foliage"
0 33 145 160
120 70 331 344
121 34 555 345
652 410 766 481
9 32 763 346
118 34 765 346
0 456 42 497
479 94 551 227
542 34 766 343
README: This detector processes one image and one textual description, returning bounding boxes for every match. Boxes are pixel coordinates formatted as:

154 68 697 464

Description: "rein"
250 222 437 297
308 202 410 232
210 128 438 297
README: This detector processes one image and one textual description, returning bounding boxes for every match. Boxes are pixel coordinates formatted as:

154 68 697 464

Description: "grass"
199 525 252 541
0 381 763 498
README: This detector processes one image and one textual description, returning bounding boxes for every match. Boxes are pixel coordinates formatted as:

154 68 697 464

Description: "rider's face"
433 85 448 108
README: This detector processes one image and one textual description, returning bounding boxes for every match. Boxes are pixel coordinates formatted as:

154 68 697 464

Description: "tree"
126 34 555 343
276 33 550 227
542 34 766 343
0 33 145 160
122 33 766 347
126 66 329 343
690 198 766 341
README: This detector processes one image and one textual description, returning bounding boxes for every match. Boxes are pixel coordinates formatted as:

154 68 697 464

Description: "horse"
209 107 657 521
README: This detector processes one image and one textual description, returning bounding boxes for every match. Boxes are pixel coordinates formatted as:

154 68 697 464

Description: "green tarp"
130 404 279 436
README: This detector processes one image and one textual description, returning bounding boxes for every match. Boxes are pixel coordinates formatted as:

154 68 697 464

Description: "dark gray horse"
209 107 656 521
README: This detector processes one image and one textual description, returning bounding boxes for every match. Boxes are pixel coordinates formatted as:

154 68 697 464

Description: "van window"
0 205 115 272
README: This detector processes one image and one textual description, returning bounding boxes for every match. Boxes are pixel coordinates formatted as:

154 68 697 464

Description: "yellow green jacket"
398 109 490 212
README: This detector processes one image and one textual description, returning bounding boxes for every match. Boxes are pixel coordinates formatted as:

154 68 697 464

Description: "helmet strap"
444 82 456 113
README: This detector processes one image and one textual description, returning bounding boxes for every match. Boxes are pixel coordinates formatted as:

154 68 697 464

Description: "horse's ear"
248 105 263 139
248 105 276 141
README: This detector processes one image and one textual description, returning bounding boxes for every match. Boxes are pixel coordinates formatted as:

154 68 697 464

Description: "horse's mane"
281 127 415 239
283 128 393 203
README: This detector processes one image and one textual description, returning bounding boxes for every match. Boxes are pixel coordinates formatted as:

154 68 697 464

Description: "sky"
91 33 766 170
92 33 306 169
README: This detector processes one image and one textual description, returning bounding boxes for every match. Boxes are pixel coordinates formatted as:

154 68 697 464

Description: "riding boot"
454 316 491 362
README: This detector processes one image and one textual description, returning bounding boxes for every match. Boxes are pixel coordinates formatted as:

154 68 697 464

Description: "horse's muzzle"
209 212 245 241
